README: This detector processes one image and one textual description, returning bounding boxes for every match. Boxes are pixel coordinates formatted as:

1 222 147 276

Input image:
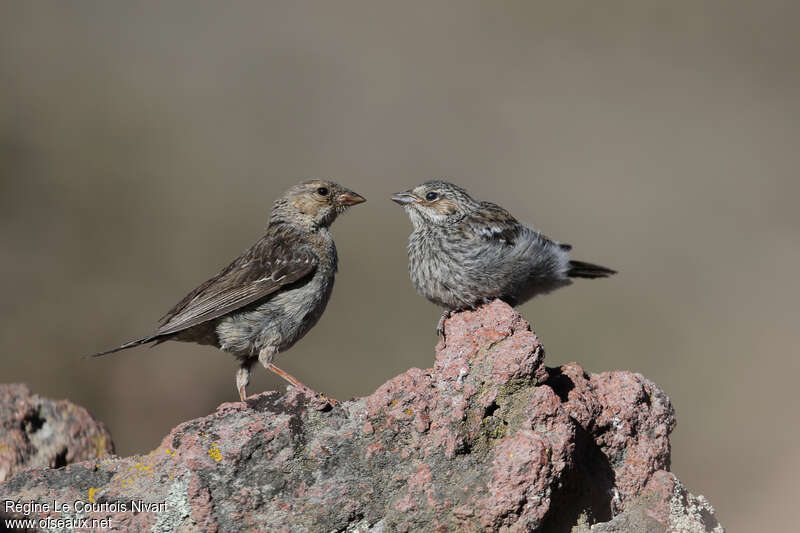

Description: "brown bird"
89 180 366 402
392 180 615 334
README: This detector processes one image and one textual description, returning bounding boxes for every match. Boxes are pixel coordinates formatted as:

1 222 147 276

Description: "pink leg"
267 364 338 405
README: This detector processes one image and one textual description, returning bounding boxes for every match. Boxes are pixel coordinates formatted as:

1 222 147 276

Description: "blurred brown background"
1 1 798 529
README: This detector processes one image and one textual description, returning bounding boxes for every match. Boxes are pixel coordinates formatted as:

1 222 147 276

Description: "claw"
317 394 340 408
436 309 452 339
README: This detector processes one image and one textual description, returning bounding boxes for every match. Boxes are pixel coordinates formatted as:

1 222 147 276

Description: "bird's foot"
309 393 340 411
267 363 338 408
436 310 452 339
318 395 340 407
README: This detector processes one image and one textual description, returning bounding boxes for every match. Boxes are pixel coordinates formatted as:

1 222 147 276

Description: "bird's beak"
338 191 366 206
391 192 417 205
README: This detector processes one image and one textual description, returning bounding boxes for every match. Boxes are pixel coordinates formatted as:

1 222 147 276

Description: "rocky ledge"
0 301 723 532
0 384 114 484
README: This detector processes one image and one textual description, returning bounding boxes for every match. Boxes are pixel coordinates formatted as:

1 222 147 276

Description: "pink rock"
0 301 722 532
481 430 556 530
0 383 114 482
588 370 675 501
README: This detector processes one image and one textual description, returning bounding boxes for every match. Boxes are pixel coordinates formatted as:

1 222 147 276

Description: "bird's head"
270 179 366 230
391 180 478 228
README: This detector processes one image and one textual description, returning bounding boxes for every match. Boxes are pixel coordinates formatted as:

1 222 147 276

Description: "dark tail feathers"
568 260 617 279
84 335 159 359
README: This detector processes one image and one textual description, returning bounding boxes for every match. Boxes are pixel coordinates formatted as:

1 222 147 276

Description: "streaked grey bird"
89 180 366 402
391 180 615 333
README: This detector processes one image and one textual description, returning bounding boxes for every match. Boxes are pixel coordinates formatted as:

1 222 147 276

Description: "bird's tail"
84 335 159 359
567 260 617 279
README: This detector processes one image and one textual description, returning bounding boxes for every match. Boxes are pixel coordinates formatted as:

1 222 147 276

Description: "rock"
0 301 723 532
573 471 724 533
0 383 114 482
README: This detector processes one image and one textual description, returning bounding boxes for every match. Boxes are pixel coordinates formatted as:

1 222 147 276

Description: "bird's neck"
310 228 338 273
410 210 470 233
268 200 322 232
265 222 337 275
266 218 318 237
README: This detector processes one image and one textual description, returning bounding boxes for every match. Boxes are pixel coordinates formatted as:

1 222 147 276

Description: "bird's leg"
258 347 327 400
236 362 253 403
436 309 452 338
268 364 339 407
266 364 318 396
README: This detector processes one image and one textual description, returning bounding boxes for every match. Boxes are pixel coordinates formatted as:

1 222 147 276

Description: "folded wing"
155 237 317 336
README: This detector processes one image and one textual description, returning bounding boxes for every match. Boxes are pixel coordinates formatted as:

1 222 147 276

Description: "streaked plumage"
89 180 366 402
392 180 614 331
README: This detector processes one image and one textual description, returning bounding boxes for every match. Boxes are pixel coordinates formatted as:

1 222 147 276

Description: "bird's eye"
317 187 329 196
425 192 439 201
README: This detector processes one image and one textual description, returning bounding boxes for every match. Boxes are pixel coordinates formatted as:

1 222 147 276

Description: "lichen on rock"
0 383 114 483
0 300 723 532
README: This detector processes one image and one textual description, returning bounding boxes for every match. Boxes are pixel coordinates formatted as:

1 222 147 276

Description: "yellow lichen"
91 433 109 456
208 443 222 462
134 462 153 472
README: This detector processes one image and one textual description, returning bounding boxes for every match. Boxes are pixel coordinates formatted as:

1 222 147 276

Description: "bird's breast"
407 230 467 308
216 233 337 358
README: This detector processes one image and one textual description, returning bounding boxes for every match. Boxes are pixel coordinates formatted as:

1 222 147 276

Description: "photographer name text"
4 498 168 514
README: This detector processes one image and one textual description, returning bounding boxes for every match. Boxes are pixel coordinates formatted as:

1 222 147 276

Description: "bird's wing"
465 202 523 245
155 237 317 336
468 202 571 251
